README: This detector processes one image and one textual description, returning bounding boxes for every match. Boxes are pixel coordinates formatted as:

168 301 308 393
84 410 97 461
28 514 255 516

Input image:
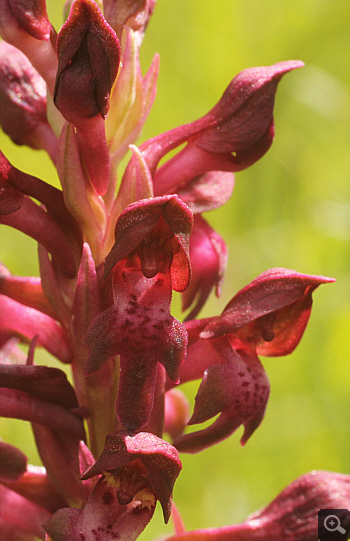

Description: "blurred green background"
1 1 349 539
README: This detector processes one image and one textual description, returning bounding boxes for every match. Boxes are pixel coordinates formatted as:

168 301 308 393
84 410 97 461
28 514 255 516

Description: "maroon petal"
174 341 269 453
201 268 335 355
104 194 193 292
0 364 79 408
164 472 350 541
0 483 51 540
81 431 182 523
0 295 72 363
182 215 227 320
0 441 27 483
4 0 51 40
0 264 57 319
142 61 303 189
197 62 303 155
2 465 67 513
85 267 187 431
45 477 154 541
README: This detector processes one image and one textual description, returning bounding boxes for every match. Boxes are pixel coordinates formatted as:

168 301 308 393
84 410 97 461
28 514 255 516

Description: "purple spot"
102 491 114 505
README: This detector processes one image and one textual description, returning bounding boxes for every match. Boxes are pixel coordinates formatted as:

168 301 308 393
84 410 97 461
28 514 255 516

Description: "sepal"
201 268 336 356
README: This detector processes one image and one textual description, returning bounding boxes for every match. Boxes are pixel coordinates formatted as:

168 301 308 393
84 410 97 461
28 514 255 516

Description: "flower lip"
104 194 193 292
81 431 182 523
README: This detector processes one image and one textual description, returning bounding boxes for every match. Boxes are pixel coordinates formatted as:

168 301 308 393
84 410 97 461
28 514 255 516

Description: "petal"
0 364 79 408
85 267 187 431
45 477 154 541
176 171 235 213
142 61 303 189
174 341 269 453
197 61 304 154
0 264 57 319
201 268 335 355
81 431 182 523
0 483 50 540
0 42 57 159
0 441 27 483
0 295 72 363
4 0 51 40
164 472 350 541
104 194 193 292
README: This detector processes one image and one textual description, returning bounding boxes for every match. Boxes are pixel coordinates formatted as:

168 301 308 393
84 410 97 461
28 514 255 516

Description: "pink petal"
0 265 57 319
4 0 51 40
0 441 27 483
182 215 227 320
45 477 154 541
2 465 67 513
0 484 50 540
0 295 72 363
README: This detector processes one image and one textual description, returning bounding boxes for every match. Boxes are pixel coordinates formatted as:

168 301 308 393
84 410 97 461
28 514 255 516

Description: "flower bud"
54 0 120 123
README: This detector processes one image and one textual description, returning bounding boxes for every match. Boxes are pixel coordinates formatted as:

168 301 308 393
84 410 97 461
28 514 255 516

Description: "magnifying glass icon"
324 514 346 534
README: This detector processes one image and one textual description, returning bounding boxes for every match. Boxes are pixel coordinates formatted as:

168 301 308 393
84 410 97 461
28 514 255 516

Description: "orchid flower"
0 1 345 540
